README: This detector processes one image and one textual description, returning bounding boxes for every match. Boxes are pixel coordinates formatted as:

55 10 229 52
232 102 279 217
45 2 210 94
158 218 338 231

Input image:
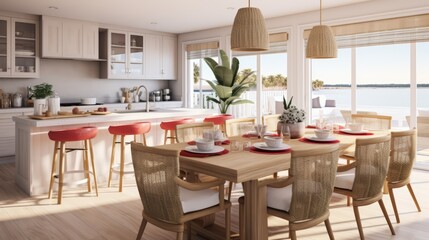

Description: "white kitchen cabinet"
0 110 32 157
0 16 39 78
104 30 144 79
144 34 177 80
42 16 99 60
162 36 177 79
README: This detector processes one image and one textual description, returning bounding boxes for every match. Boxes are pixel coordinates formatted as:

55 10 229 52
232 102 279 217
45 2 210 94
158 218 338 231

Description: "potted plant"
30 83 54 116
278 96 306 139
204 50 255 114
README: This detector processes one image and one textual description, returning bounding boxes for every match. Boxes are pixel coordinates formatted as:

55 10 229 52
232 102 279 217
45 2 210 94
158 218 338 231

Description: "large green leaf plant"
204 50 255 114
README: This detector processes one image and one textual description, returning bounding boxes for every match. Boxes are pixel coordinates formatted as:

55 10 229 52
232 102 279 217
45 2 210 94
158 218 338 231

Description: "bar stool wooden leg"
58 142 66 204
89 139 98 196
142 133 147 146
83 140 91 192
171 130 176 144
164 130 168 145
108 135 117 187
48 141 59 199
119 135 125 192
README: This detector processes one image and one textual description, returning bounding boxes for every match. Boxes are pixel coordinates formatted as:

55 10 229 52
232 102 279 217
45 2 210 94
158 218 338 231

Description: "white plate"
340 129 369 134
253 142 291 151
185 145 224 154
305 135 337 142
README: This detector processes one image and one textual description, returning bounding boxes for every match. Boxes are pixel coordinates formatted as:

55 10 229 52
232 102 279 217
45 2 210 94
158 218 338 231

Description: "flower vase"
277 122 305 139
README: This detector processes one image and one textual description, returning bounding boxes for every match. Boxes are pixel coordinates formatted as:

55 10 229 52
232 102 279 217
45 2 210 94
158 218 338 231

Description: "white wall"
176 0 429 110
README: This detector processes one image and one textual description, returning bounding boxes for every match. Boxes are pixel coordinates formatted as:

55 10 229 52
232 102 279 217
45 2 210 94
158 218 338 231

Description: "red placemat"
298 138 340 144
338 130 374 136
180 149 229 158
249 146 291 155
187 140 230 145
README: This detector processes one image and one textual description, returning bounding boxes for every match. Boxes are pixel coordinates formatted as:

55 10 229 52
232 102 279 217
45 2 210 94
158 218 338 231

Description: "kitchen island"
13 108 215 196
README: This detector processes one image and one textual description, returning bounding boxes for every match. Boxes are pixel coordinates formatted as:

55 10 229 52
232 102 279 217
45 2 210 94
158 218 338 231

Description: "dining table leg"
242 179 268 240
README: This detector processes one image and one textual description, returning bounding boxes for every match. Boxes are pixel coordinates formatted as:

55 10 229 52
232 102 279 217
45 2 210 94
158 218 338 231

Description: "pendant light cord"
248 0 250 8
320 0 322 25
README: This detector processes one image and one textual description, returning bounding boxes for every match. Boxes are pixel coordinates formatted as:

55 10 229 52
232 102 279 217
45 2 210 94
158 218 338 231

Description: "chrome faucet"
136 85 150 112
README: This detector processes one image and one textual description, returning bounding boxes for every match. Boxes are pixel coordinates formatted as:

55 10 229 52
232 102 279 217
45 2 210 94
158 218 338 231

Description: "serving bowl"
348 123 364 132
314 129 331 139
81 97 97 105
195 138 215 151
264 136 283 148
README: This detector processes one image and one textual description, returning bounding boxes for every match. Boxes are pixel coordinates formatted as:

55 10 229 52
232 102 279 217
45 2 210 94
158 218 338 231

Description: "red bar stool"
204 114 234 133
160 118 194 144
108 122 151 192
48 126 98 204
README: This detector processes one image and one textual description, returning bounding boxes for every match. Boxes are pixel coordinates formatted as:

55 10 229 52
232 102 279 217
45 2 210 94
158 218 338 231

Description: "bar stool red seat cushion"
108 122 151 136
204 114 234 125
48 126 98 142
160 118 194 131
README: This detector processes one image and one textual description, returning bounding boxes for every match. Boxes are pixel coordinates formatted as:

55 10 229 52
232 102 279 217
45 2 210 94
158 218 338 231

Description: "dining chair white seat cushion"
267 185 292 212
334 168 356 190
179 187 220 213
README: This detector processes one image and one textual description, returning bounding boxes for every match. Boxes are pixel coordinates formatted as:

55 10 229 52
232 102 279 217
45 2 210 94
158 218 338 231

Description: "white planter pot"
277 122 305 139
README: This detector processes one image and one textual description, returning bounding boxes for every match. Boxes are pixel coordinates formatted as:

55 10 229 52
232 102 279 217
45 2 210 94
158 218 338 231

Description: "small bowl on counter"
81 98 97 105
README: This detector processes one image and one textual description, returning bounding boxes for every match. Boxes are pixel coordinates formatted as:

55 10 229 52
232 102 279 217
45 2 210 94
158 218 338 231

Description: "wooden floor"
1 161 429 240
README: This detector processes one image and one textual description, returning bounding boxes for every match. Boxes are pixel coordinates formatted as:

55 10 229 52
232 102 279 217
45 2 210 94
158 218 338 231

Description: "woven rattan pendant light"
231 0 268 51
306 0 337 58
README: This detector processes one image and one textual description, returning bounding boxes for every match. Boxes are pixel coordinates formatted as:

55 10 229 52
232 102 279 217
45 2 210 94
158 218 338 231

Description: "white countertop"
13 108 216 128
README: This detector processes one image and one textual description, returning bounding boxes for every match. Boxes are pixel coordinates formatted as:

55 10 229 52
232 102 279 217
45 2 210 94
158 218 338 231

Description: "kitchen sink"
114 109 157 114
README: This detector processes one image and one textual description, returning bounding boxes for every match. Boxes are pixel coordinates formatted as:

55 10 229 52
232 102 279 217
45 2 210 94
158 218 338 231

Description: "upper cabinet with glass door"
108 30 144 79
0 16 39 78
0 17 10 76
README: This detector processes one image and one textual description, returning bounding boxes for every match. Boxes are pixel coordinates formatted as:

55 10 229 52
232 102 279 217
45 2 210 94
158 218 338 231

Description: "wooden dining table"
157 129 390 240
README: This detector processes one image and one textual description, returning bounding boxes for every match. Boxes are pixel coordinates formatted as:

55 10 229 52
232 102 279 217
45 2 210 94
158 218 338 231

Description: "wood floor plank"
1 162 429 239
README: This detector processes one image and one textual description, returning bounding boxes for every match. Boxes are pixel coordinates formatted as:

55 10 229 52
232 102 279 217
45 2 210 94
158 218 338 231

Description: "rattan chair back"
289 144 339 222
225 118 256 137
352 135 391 199
131 143 183 224
262 114 281 132
351 114 392 130
387 129 416 183
175 122 214 143
340 110 377 124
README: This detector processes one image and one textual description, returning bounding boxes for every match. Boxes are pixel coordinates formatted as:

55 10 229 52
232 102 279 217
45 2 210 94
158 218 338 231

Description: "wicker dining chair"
239 144 340 240
262 114 281 132
334 135 395 240
387 129 421 223
351 114 392 131
175 122 215 143
225 117 256 137
341 114 392 165
131 143 231 240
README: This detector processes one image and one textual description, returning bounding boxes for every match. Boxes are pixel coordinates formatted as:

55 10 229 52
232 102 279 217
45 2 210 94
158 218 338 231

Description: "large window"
307 14 429 168
186 33 288 119
185 41 219 110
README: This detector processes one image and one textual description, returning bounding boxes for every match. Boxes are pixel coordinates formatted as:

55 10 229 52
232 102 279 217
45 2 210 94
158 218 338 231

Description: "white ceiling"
1 0 372 34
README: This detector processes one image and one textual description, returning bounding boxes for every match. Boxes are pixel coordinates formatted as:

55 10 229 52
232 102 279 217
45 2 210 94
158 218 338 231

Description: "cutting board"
28 114 89 120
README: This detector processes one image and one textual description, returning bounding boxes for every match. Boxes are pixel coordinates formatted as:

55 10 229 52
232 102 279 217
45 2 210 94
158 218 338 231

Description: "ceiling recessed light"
150 22 158 25
48 6 58 10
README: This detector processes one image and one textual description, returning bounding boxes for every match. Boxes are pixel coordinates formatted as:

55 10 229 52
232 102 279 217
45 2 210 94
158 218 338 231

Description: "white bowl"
348 123 364 132
81 97 96 105
195 138 215 151
264 136 283 148
314 129 331 139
